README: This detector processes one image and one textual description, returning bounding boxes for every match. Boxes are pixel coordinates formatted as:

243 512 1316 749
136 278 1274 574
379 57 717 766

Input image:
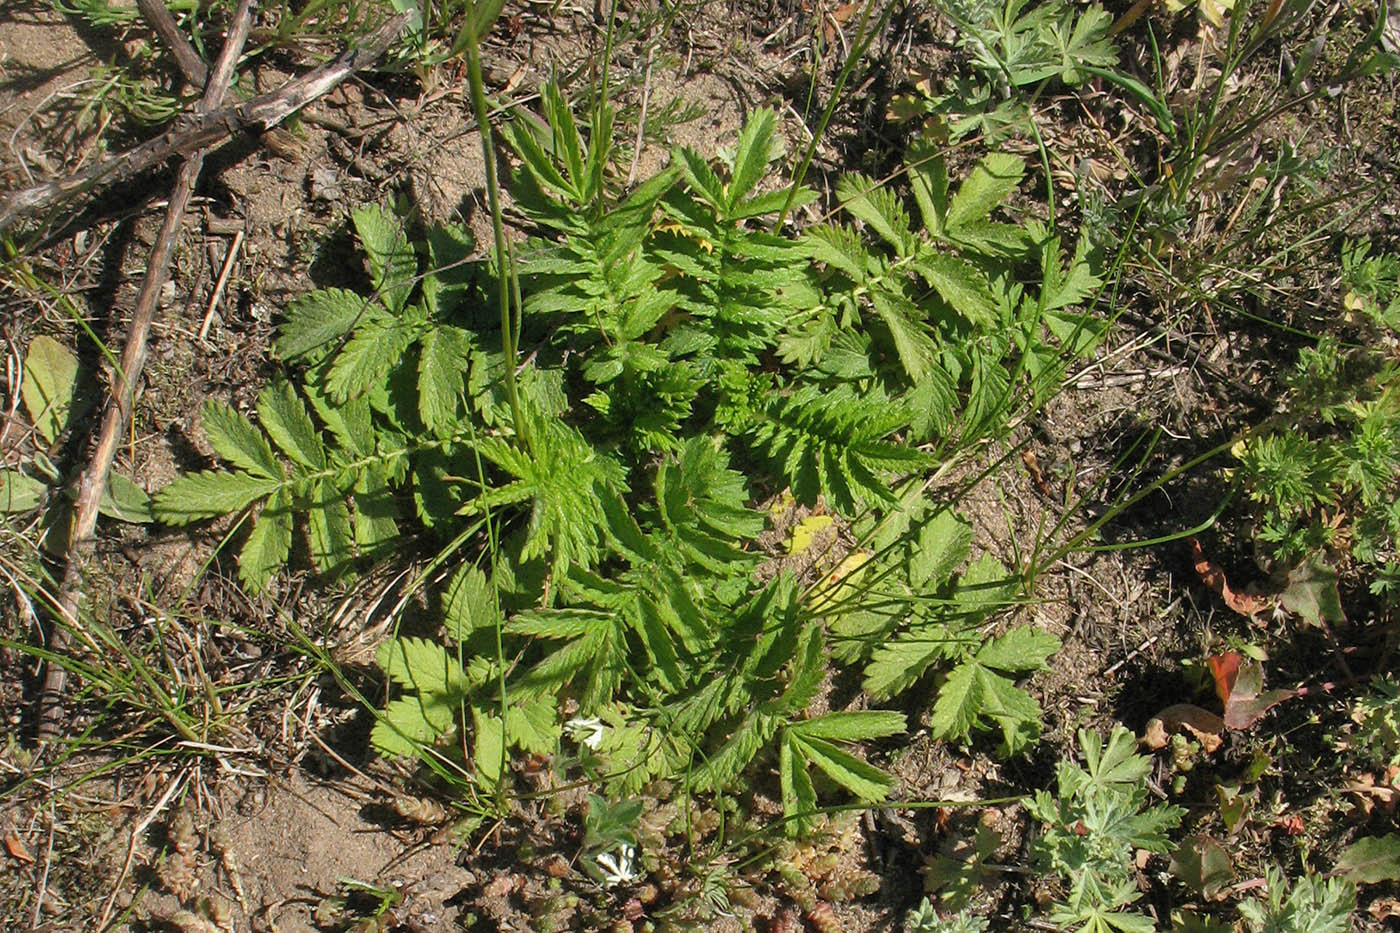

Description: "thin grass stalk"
777 0 894 229
460 3 527 451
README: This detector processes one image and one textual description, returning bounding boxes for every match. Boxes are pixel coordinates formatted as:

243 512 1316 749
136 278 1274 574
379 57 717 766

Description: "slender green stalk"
461 5 528 450
777 0 895 229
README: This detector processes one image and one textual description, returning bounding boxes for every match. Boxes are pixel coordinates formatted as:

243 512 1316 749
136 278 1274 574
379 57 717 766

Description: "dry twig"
0 13 411 232
33 8 412 742
136 0 210 88
35 0 257 743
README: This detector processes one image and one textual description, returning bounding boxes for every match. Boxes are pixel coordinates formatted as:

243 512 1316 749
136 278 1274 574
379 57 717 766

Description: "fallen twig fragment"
136 0 209 88
34 1 257 742
0 13 411 232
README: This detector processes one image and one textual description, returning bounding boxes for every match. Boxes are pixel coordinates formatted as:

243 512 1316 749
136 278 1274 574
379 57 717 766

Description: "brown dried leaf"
1344 772 1399 816
822 2 861 41
1190 538 1274 617
4 831 34 864
1142 703 1226 753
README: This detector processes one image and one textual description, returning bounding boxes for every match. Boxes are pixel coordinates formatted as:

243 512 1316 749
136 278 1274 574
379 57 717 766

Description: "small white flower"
565 716 606 749
595 844 639 887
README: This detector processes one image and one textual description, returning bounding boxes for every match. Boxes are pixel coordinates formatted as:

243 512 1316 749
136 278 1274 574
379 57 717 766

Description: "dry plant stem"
136 0 210 87
0 13 412 232
35 0 256 744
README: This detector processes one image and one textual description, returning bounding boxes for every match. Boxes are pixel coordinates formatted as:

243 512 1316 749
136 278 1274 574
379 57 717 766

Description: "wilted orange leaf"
1205 652 1297 731
1207 652 1241 707
3 832 33 864
1190 538 1274 618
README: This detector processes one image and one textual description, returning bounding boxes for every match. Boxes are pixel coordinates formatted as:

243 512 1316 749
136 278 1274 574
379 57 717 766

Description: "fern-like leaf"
748 385 929 514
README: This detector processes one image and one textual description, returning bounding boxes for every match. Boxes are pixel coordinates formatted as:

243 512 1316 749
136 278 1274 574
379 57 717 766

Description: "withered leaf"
1190 538 1274 618
1207 653 1296 731
3 832 34 864
1142 703 1225 753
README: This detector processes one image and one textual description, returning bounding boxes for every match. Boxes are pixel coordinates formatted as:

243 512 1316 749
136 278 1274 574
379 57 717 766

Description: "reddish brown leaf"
1219 657 1295 731
1189 538 1274 617
1203 652 1297 731
1207 652 1242 707
1275 813 1305 835
3 832 34 864
1142 703 1226 753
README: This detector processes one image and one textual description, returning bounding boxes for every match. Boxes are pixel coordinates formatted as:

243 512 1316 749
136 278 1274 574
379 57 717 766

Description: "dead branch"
33 1 258 743
137 0 210 88
0 12 411 233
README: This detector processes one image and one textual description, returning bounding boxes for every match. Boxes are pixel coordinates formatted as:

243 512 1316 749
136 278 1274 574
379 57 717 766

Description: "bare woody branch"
137 0 209 87
0 12 411 233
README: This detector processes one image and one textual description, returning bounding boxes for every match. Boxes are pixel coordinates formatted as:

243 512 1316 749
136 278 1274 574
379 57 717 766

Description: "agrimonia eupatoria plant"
152 84 1106 831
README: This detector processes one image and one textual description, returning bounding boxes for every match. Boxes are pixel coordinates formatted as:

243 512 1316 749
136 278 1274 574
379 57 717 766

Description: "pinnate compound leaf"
505 696 560 755
974 626 1059 673
418 326 471 433
955 552 1019 614
862 625 959 699
21 335 79 444
870 287 937 384
153 471 282 524
836 173 914 256
930 630 1054 752
911 251 999 328
780 736 818 836
1336 834 1400 885
473 707 506 785
444 565 498 641
930 661 983 741
791 710 906 743
372 693 457 758
698 709 783 791
352 203 416 311
789 733 896 801
377 636 471 696
805 224 868 282
728 108 778 207
910 510 973 591
677 147 726 209
326 316 418 404
306 477 354 574
201 401 281 479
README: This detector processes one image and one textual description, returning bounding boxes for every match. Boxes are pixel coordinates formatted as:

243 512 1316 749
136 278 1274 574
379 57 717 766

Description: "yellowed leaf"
787 514 835 555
